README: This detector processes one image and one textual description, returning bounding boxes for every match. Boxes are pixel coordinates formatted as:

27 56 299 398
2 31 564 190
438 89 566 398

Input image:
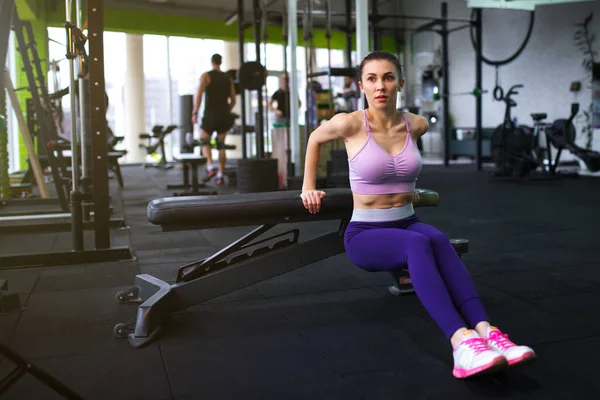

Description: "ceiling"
104 0 401 29
466 0 597 11
102 0 597 31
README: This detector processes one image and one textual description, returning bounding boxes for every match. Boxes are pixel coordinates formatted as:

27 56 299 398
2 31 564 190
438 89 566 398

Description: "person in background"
269 72 292 126
192 54 237 186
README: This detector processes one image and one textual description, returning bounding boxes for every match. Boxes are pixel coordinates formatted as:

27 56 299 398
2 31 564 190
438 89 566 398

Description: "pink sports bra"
348 110 423 195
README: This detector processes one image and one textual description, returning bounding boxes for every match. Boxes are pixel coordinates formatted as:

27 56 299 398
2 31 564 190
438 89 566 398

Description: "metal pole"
475 8 483 171
325 0 334 121
238 0 247 159
65 0 84 251
303 0 313 138
0 341 84 400
282 8 291 175
88 0 110 248
75 0 88 188
287 0 300 175
345 0 352 68
371 0 380 50
441 2 450 167
355 0 369 109
252 0 265 159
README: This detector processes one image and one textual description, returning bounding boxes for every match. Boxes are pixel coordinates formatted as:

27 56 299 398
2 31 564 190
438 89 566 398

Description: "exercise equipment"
410 3 484 169
470 9 534 69
433 87 487 101
3 70 49 199
490 84 539 177
531 103 600 175
238 61 267 91
0 339 83 399
228 0 279 193
179 95 194 154
0 0 132 268
110 188 474 348
6 13 71 212
166 155 218 197
139 125 177 169
545 106 600 173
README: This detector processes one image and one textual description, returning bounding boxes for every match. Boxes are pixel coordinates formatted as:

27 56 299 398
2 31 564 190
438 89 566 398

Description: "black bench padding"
147 188 440 231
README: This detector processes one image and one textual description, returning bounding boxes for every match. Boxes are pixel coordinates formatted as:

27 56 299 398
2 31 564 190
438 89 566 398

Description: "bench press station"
112 188 469 348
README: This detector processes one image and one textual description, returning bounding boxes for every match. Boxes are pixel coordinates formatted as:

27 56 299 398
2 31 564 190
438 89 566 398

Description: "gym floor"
1 164 600 399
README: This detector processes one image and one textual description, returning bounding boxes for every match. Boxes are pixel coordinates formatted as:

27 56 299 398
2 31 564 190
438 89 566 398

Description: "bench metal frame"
114 220 349 348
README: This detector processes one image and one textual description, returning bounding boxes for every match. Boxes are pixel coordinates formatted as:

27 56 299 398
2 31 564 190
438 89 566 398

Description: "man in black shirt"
269 72 298 126
192 54 237 185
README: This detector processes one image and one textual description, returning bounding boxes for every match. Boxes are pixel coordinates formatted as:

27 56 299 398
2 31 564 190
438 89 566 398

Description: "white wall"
401 0 600 152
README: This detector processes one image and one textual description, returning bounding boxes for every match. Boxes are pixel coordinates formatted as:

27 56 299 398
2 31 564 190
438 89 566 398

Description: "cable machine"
370 2 485 170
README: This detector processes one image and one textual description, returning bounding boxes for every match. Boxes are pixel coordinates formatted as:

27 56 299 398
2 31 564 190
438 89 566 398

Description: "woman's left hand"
412 191 420 204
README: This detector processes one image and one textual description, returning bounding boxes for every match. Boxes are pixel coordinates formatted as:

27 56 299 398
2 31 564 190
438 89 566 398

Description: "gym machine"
229 0 279 193
139 124 177 169
406 3 484 169
0 0 132 267
492 82 600 179
490 84 540 178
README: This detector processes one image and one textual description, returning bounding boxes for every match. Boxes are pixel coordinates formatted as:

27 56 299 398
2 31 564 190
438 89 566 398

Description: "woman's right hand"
300 190 327 214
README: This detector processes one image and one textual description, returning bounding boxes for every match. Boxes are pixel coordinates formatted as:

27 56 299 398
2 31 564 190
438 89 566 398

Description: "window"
143 35 171 160
6 31 19 172
103 31 127 148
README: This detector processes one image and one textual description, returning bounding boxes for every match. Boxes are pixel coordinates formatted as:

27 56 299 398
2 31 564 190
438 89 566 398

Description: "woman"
300 51 536 379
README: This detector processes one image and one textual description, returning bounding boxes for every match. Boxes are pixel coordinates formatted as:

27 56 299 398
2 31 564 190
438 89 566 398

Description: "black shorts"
200 111 234 134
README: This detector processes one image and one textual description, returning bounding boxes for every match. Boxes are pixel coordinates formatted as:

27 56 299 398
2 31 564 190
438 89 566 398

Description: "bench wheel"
115 287 140 304
113 320 136 338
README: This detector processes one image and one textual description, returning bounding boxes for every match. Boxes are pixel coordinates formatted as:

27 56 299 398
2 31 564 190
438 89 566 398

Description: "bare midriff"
352 192 414 209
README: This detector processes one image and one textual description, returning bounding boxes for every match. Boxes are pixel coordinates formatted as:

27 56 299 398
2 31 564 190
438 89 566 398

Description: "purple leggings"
344 214 488 339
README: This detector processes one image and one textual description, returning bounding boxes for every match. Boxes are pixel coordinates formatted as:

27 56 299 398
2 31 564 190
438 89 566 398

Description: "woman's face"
359 59 404 110
280 74 289 88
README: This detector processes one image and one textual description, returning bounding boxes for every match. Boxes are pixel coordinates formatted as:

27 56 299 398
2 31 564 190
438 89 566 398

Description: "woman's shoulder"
326 111 365 136
402 111 429 137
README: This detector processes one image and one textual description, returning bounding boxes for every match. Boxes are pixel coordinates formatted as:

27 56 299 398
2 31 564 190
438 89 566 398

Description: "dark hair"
358 51 402 82
211 54 222 65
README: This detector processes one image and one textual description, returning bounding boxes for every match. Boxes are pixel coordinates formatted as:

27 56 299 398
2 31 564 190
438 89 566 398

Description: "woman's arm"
301 113 354 213
407 113 430 138
302 113 352 190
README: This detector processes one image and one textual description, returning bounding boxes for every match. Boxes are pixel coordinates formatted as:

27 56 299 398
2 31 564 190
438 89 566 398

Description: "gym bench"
166 154 218 196
113 188 468 348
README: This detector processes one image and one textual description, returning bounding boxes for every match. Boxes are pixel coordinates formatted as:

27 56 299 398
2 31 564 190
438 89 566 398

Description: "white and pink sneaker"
453 330 508 379
484 326 536 367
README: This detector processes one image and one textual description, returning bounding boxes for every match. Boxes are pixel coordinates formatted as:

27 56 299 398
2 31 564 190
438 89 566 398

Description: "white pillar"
222 41 243 160
288 0 300 175
123 34 146 163
355 0 370 109
223 40 241 119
